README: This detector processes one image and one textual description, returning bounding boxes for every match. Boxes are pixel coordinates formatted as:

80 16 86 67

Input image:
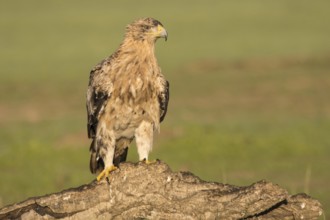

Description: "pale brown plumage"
86 18 169 180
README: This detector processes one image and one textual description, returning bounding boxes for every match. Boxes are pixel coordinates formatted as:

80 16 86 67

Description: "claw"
96 165 118 181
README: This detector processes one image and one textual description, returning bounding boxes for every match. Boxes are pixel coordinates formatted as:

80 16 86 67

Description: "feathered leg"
95 122 117 181
135 121 154 163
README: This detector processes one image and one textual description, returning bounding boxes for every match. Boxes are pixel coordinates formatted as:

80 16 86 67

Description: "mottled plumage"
86 18 169 180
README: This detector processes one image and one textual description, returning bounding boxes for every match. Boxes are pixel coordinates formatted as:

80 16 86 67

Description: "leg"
95 123 118 181
135 121 154 162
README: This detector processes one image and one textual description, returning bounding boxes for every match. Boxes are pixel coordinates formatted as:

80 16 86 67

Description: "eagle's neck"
120 37 157 63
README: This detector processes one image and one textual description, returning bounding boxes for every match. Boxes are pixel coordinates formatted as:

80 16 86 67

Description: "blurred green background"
0 0 329 216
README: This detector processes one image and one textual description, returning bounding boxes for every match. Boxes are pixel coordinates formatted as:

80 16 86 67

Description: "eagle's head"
125 18 168 43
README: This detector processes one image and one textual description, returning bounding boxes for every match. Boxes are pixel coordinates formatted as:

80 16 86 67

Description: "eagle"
86 18 169 181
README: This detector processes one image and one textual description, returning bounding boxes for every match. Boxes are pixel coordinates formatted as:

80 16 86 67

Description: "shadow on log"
0 161 323 219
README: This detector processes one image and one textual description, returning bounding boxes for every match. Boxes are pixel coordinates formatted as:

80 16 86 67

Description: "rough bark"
0 161 323 220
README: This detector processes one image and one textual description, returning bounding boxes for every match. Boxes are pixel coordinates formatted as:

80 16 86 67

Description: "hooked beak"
157 25 168 41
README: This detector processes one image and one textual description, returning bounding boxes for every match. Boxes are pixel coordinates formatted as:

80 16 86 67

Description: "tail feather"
113 147 128 167
89 139 104 174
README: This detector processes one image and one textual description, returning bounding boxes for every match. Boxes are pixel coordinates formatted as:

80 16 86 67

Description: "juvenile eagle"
86 18 169 181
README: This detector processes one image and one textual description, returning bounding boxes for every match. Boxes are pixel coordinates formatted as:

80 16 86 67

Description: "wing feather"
86 57 113 139
159 80 170 122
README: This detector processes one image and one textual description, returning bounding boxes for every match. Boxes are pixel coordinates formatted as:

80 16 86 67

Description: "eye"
143 25 151 30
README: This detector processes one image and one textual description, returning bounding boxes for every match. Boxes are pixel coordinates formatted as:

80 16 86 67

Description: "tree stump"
0 161 323 219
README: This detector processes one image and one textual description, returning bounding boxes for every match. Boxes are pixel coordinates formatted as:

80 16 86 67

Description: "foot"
96 165 118 181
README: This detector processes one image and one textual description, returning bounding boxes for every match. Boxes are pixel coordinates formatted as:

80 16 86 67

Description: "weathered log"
0 161 323 219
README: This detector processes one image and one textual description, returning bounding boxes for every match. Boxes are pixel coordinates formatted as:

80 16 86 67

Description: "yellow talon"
144 159 156 165
96 165 118 181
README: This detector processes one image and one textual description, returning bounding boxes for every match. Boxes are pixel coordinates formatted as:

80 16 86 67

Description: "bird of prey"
86 18 169 181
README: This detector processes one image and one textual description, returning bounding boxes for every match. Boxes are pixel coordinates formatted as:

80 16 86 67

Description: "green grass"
0 0 330 217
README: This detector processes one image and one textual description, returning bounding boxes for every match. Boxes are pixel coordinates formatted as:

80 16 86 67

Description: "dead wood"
0 161 323 220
